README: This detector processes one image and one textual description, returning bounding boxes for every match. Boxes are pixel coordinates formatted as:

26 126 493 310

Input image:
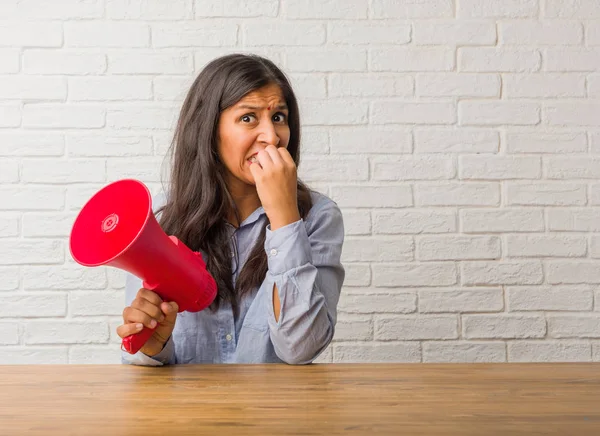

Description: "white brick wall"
1 0 599 364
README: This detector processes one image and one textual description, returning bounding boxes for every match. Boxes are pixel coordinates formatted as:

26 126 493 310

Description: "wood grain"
1 363 599 435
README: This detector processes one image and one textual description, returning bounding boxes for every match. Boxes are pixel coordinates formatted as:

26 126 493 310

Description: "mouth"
247 154 258 164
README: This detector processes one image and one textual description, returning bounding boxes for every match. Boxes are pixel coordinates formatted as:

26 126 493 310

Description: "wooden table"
1 363 599 435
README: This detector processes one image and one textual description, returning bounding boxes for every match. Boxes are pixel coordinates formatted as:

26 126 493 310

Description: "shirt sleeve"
264 197 345 364
120 272 177 366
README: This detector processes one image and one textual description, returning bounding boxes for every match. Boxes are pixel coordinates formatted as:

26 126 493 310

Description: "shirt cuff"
121 336 174 366
265 218 312 275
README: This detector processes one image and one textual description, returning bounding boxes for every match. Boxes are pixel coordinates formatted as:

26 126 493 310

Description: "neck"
225 179 261 228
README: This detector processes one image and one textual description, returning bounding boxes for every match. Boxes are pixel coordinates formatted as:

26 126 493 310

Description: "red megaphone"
69 179 217 355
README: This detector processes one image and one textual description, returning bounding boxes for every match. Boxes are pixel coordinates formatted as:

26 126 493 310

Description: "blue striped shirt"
121 191 345 366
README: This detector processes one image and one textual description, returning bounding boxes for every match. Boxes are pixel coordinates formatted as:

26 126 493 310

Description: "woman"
118 54 345 366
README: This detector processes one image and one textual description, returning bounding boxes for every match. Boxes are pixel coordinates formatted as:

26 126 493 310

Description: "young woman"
118 54 345 365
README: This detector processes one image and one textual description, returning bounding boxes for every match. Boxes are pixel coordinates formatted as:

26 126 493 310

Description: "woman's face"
217 83 290 188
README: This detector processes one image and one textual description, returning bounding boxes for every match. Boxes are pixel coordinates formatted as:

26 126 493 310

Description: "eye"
273 112 287 123
240 114 256 123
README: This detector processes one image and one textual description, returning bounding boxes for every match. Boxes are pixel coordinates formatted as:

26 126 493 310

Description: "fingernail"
159 315 165 322
136 323 143 330
150 319 157 328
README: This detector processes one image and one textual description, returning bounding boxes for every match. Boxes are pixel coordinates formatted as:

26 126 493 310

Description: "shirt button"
226 334 232 341
270 249 278 256
231 251 235 258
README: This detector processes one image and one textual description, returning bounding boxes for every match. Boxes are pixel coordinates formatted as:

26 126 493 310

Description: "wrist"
268 209 301 231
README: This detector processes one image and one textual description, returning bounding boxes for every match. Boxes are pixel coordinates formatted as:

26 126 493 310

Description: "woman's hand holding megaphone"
117 288 179 357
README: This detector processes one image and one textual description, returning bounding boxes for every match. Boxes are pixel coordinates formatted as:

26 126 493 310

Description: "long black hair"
158 54 313 314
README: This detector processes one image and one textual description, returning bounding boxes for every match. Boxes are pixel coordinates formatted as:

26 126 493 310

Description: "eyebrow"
235 104 288 111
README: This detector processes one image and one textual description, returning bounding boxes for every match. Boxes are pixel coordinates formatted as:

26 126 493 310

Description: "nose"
257 119 280 147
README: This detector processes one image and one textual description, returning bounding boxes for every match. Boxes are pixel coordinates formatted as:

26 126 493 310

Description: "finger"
131 297 165 323
116 322 144 339
255 148 274 170
152 302 180 344
123 306 160 329
137 288 163 306
264 145 285 166
277 147 296 167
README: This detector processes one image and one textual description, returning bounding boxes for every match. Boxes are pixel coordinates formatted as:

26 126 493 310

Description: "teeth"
249 156 258 164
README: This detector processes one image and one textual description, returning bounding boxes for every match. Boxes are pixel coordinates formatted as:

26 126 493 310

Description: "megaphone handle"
121 324 158 355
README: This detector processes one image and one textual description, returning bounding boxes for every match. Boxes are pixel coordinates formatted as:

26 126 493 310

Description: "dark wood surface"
1 363 599 435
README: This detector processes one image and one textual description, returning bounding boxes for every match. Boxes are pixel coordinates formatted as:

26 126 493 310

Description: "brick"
66 184 106 211
0 160 18 183
299 127 328 154
547 157 600 179
506 132 587 154
329 74 412 98
342 237 414 262
107 0 193 19
500 21 582 45
23 104 105 129
70 291 124 316
0 21 61 47
508 341 591 362
0 76 66 100
460 156 540 179
152 23 237 48
589 236 600 258
107 268 126 290
373 263 457 287
415 129 499 153
418 236 500 261
0 293 67 317
507 286 594 311
375 315 458 340
338 290 416 314
68 134 153 157
588 24 600 45
0 214 19 238
286 49 366 72
284 0 367 18
414 21 496 45
22 213 77 238
25 321 109 345
0 0 103 19
344 264 371 287
419 288 503 313
153 76 195 101
108 51 193 75
106 105 178 129
330 128 411 154
0 240 63 265
0 347 68 364
333 342 421 363
372 101 455 125
0 323 19 345
545 0 600 18
461 261 543 285
0 104 20 127
69 345 121 364
196 0 278 17
373 156 455 181
340 210 370 235
544 49 600 72
545 103 600 126
503 74 585 98
416 183 500 206
65 22 149 48
0 49 19 73
423 341 506 363
463 314 546 339
546 262 600 284
506 183 586 206
24 50 106 75
459 0 538 17
301 100 367 125
459 48 540 72
459 101 540 126
22 159 105 184
372 0 453 18
548 315 600 338
588 74 600 98
374 210 456 234
22 266 107 291
0 267 19 291
301 156 368 182
195 48 284 70
331 185 412 208
417 73 500 98
329 23 410 45
107 158 163 183
0 186 64 211
333 315 373 341
548 209 600 232
69 77 152 101
371 48 454 72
